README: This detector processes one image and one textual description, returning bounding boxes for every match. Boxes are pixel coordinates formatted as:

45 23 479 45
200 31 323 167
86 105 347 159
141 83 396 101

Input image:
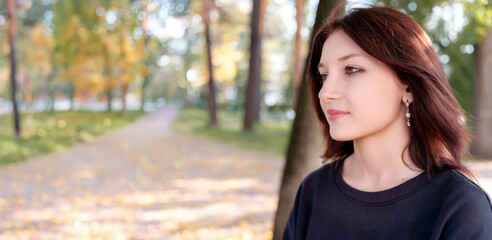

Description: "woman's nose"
318 76 341 102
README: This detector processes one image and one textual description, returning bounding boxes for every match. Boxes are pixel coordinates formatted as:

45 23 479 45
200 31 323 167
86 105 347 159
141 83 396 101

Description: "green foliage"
174 107 292 157
0 110 143 167
374 0 492 114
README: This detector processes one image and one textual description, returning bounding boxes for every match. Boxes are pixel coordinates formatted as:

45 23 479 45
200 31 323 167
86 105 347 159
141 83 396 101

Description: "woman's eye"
345 66 362 75
319 73 328 82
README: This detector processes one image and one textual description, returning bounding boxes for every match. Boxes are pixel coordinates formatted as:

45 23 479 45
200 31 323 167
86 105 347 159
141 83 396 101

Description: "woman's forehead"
319 30 369 64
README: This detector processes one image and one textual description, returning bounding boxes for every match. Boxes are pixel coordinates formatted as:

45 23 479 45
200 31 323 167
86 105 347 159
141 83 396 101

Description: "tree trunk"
122 83 128 117
272 1 340 239
471 30 492 158
106 89 113 112
47 70 56 114
140 75 150 111
203 0 218 127
139 0 149 112
243 0 267 131
7 0 21 138
68 81 74 111
22 74 34 127
49 85 56 114
102 45 113 112
293 0 306 105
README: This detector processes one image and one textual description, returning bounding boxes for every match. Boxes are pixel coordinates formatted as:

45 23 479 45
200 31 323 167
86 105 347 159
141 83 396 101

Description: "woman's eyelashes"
318 66 363 82
345 66 363 75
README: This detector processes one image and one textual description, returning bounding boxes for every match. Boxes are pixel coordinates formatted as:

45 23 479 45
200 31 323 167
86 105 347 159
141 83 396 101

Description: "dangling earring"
405 100 411 127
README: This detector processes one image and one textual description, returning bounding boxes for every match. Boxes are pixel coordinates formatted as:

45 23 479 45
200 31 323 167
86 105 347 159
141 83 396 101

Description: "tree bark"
471 30 492 158
22 74 34 126
272 0 341 239
68 81 74 111
243 0 267 131
139 0 149 112
122 83 128 117
46 69 56 114
106 89 113 112
203 0 218 127
293 0 306 105
102 44 114 112
49 85 56 114
139 75 150 112
7 0 21 138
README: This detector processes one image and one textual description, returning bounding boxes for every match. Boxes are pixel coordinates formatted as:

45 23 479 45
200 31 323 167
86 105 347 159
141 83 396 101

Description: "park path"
0 106 284 239
0 106 491 240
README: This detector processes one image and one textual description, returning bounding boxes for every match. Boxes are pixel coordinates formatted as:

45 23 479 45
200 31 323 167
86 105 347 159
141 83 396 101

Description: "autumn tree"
51 0 148 115
7 0 20 137
272 0 341 238
95 1 138 113
24 24 54 122
139 0 151 112
101 33 117 111
52 0 95 110
2 0 55 113
136 1 161 112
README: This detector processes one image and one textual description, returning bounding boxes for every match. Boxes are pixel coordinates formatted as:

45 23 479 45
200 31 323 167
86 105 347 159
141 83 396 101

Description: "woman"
283 5 492 240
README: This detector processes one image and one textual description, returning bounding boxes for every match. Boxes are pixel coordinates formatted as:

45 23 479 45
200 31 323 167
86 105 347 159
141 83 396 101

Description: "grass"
173 107 292 157
0 110 144 167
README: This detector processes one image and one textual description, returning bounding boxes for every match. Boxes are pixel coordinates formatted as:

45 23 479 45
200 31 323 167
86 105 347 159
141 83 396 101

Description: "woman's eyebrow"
318 53 363 69
338 53 362 62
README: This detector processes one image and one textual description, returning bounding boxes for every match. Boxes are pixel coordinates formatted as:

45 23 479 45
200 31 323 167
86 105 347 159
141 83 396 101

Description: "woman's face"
318 29 408 141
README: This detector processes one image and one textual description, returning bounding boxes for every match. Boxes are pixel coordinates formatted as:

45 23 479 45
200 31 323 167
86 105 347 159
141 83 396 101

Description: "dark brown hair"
308 6 472 174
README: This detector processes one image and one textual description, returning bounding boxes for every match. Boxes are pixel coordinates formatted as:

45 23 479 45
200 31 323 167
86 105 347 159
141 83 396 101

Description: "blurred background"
0 0 491 239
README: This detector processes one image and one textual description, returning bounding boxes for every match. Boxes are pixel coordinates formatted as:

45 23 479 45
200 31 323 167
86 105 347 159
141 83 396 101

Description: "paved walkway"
0 106 490 239
467 162 492 195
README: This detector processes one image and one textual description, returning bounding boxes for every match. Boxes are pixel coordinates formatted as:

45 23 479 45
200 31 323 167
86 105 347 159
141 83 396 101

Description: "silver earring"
405 100 411 127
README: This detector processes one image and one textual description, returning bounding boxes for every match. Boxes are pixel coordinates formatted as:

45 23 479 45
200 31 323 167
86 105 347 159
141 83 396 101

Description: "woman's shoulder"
300 160 340 188
441 170 490 196
433 169 492 238
437 169 492 210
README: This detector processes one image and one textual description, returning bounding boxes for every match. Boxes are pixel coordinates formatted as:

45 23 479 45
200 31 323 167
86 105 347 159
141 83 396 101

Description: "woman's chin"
329 133 353 142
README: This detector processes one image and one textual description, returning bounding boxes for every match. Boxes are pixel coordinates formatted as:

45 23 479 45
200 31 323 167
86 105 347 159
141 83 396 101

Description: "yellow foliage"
60 55 108 94
188 42 243 88
30 25 54 49
120 74 132 84
77 27 88 38
52 2 153 97
0 67 9 94
189 65 209 87
140 66 150 76
89 73 106 92
212 43 243 84
27 25 54 77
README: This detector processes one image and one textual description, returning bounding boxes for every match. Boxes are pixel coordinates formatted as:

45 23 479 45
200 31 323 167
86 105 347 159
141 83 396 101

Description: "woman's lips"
327 109 349 121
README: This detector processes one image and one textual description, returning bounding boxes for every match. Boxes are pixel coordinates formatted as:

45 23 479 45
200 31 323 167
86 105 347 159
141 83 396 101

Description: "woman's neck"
342 123 423 192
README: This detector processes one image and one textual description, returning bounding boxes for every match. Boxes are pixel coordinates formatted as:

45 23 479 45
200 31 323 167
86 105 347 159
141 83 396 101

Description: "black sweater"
283 160 492 239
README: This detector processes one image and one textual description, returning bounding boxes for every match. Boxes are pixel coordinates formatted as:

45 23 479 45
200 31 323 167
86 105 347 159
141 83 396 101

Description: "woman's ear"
403 87 413 104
